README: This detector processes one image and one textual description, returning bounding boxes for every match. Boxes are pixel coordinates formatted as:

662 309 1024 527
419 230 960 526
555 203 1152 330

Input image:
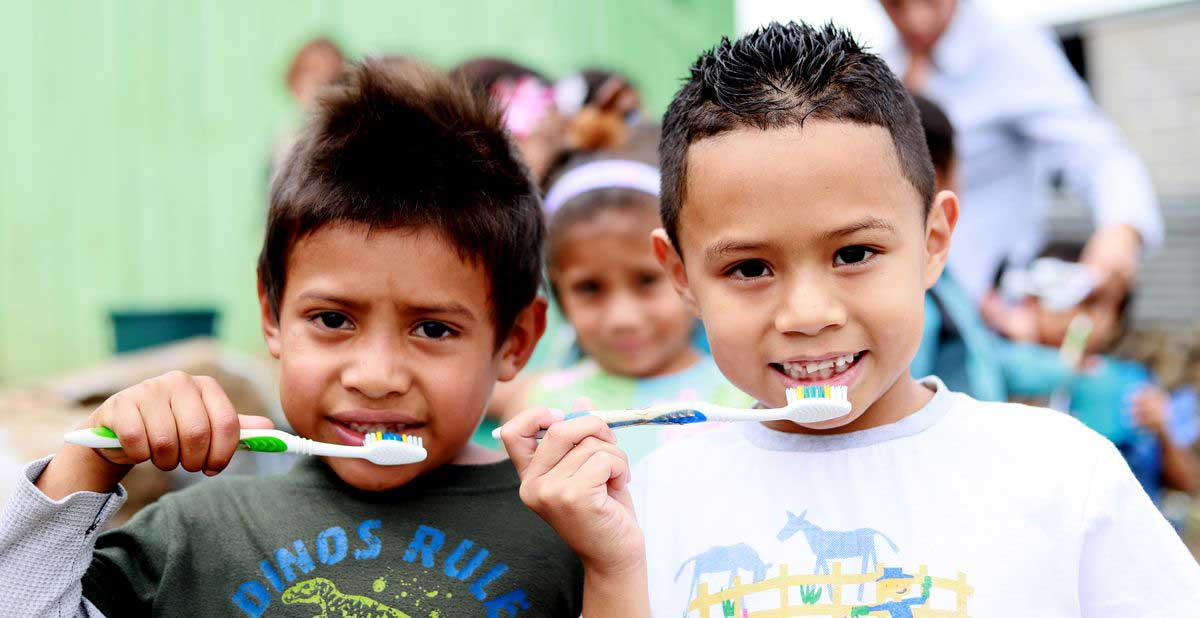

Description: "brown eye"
314 311 350 329
834 246 875 266
414 321 454 339
729 260 771 279
572 280 602 296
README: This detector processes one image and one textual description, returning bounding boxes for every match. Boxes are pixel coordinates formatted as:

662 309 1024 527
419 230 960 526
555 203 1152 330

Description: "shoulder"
937 391 1117 466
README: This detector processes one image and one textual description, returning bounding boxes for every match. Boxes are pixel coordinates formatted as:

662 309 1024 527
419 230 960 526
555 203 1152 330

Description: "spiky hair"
659 22 934 249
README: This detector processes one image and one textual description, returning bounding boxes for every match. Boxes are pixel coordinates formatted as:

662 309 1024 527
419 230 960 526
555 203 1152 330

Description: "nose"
603 289 646 334
341 331 412 400
773 276 846 336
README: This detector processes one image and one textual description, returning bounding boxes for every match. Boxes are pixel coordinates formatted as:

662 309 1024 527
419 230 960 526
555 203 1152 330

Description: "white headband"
543 159 660 215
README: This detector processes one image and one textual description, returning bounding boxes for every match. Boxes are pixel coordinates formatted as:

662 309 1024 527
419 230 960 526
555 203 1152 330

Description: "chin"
326 457 426 491
796 412 861 431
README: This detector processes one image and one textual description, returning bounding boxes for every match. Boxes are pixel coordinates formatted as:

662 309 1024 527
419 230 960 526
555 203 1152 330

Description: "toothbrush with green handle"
65 427 427 466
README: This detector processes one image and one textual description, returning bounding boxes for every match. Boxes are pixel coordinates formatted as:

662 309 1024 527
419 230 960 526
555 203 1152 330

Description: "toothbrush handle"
490 402 740 441
65 427 301 454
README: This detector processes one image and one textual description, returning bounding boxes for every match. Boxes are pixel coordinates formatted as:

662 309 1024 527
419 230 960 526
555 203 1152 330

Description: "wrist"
36 445 131 500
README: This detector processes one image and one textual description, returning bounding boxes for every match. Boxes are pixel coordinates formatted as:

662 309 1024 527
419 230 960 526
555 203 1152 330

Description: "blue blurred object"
110 309 219 353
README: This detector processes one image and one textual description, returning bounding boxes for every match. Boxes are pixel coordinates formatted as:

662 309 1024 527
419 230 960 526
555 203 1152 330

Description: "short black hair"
912 93 955 176
260 61 544 344
659 22 934 249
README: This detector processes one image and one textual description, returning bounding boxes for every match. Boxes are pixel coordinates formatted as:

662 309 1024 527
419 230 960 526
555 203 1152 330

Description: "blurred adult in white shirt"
880 0 1161 336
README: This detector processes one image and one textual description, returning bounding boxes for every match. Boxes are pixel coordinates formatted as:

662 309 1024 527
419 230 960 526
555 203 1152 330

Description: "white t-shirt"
631 378 1200 617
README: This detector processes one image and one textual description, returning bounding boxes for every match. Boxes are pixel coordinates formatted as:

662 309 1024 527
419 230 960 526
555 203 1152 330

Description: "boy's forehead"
284 224 493 315
677 122 920 253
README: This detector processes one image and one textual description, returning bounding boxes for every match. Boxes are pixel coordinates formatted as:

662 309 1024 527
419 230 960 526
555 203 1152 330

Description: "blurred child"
995 240 1199 500
0 62 583 616
271 37 345 173
452 57 569 186
912 93 1198 506
500 23 1199 615
494 128 751 465
909 94 1007 401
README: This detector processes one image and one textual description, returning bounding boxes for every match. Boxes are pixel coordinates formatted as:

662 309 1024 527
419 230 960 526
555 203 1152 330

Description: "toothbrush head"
783 385 852 424
362 432 428 465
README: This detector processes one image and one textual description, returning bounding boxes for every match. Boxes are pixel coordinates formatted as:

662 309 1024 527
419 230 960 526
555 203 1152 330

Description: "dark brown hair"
659 22 934 250
913 93 955 175
260 61 544 343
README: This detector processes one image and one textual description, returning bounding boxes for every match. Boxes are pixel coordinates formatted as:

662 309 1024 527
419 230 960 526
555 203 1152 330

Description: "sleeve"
1077 435 1200 616
0 456 124 618
81 486 187 616
1167 389 1199 448
1008 28 1163 251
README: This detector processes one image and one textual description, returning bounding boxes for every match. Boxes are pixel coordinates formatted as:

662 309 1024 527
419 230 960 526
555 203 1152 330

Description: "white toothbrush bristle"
362 432 428 465
783 384 851 423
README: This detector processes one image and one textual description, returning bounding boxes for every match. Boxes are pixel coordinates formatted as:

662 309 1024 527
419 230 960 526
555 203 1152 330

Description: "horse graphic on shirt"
675 543 772 615
777 510 898 601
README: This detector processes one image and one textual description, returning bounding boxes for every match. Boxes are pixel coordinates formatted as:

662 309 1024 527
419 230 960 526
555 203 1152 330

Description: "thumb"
237 414 275 430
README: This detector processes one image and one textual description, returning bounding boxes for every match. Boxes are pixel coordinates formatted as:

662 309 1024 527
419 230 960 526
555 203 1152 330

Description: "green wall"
0 1 733 382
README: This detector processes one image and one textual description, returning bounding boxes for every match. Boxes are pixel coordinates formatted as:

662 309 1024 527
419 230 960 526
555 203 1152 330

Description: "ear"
496 296 548 382
651 228 700 318
923 190 958 290
257 276 283 359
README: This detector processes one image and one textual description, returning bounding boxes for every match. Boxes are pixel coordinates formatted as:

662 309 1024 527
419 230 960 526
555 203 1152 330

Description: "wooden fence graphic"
687 562 972 618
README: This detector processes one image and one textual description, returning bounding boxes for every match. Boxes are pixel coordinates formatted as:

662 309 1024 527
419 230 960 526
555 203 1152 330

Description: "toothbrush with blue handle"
65 427 427 466
492 384 851 440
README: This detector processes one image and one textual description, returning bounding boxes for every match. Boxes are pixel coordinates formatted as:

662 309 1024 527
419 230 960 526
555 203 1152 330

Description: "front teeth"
780 353 858 380
346 422 405 434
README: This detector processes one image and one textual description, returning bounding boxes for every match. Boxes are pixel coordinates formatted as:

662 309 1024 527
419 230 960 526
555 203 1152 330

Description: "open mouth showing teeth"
771 352 864 381
340 421 419 434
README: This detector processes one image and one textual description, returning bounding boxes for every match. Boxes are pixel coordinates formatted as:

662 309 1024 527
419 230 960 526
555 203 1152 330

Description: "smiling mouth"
335 421 424 435
770 352 864 381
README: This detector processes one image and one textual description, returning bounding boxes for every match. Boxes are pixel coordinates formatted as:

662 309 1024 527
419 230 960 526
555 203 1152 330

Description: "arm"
1010 28 1161 289
0 457 121 617
1133 387 1200 494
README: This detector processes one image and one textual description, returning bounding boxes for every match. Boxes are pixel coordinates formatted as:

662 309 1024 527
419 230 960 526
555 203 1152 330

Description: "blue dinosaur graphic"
777 510 898 601
675 543 771 616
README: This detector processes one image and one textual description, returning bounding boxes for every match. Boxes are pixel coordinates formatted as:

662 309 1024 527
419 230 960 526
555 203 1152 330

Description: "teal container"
110 309 218 353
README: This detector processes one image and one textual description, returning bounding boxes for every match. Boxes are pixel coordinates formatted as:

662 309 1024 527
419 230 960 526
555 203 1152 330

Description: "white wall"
735 0 1196 41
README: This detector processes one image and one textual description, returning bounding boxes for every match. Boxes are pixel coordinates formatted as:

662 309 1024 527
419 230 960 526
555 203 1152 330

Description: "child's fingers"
571 395 596 412
170 378 211 473
572 448 631 495
138 381 182 471
98 393 151 464
499 407 564 477
237 414 275 429
545 435 628 486
525 415 618 480
195 376 239 476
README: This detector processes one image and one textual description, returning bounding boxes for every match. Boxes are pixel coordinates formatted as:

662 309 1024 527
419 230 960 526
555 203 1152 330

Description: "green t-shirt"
83 458 583 617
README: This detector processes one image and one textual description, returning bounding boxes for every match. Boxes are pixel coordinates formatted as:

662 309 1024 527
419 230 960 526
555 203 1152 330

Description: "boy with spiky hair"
501 23 1199 616
0 62 583 616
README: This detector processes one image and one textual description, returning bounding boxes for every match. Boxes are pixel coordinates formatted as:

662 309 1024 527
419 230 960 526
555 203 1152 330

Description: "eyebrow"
405 302 477 321
819 216 898 242
702 216 899 262
296 292 477 321
704 240 769 263
297 291 365 311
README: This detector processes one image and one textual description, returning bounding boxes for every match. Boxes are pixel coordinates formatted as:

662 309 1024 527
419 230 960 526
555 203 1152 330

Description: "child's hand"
499 404 645 576
1132 386 1170 438
38 372 273 499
